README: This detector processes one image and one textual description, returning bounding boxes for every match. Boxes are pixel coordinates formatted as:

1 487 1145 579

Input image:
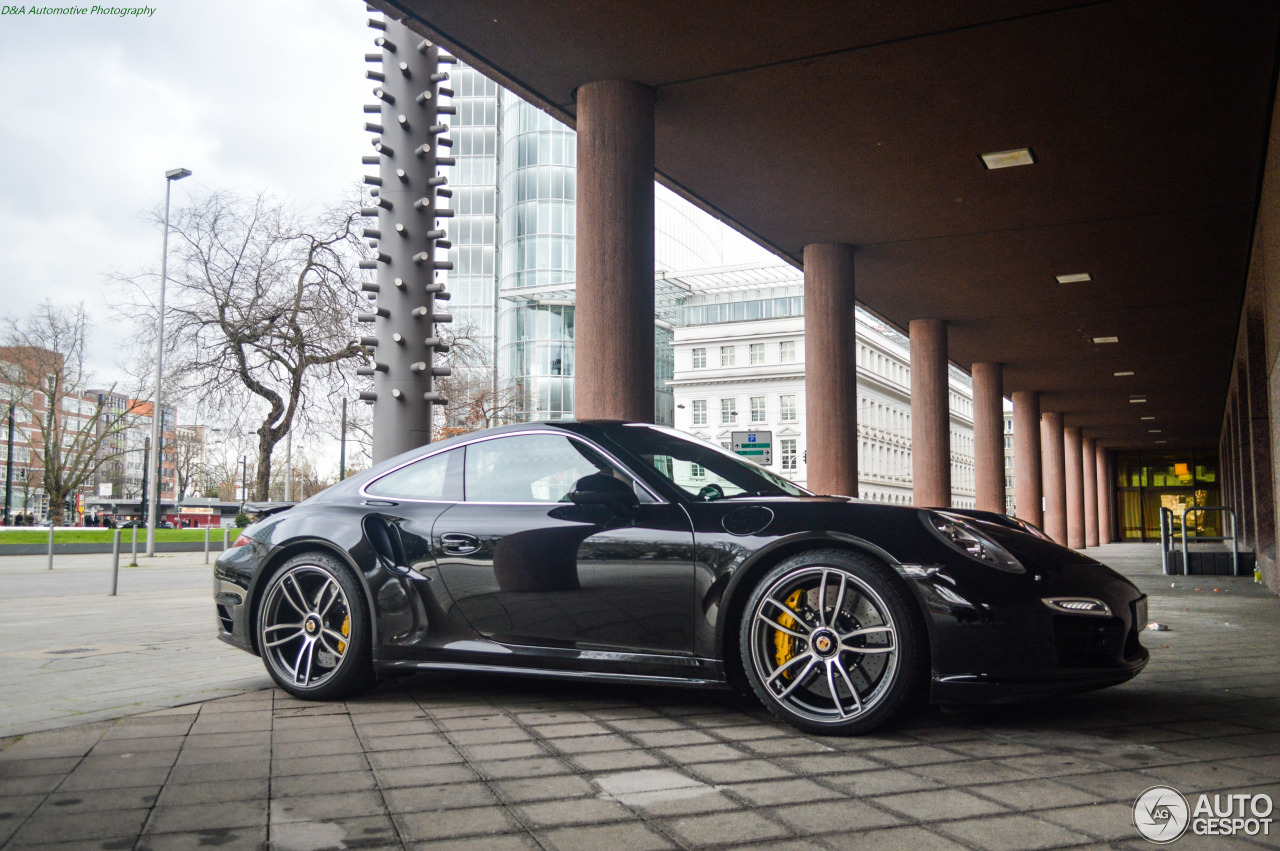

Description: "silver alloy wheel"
747 565 900 725
260 564 353 690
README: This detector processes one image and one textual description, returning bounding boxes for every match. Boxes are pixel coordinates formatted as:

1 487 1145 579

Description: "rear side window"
366 448 464 500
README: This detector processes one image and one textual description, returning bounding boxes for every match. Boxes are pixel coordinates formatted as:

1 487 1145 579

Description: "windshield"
603 425 810 501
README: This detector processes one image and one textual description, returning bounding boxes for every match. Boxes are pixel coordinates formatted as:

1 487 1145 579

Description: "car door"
431 431 696 655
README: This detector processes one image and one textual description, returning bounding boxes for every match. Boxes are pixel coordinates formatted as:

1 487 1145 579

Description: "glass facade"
446 66 500 341
1114 450 1220 541
681 295 805 327
500 101 577 292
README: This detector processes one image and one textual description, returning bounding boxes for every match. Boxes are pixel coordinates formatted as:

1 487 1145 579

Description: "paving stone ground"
0 551 269 737
2 543 1279 850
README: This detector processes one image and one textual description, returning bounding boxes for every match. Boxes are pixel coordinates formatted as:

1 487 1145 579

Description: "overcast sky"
0 1 375 380
0 1 774 467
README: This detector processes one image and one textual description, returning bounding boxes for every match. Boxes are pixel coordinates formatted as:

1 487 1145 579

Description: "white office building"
667 264 977 506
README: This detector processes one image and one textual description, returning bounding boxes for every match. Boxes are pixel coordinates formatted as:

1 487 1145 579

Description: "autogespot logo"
1134 786 1190 844
1134 786 1275 843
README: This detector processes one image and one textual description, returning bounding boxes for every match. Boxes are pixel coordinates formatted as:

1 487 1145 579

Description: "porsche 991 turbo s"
215 421 1147 735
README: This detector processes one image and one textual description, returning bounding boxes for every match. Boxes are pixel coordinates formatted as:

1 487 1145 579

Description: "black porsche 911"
215 421 1148 735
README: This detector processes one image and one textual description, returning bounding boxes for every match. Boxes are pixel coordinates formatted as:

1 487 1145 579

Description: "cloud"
0 0 371 382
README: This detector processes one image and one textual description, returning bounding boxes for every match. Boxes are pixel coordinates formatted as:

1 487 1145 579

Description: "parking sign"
731 431 772 465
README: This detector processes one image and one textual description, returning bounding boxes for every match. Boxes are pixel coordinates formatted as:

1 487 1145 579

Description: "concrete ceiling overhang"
377 0 1280 450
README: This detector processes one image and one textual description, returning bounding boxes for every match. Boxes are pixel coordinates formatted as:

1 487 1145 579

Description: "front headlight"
923 511 1025 573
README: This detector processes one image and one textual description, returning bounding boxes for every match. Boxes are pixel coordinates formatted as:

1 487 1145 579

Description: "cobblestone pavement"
1 544 1278 850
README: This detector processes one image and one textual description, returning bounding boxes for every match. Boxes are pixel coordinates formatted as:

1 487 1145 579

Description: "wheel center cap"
812 629 838 658
304 617 319 635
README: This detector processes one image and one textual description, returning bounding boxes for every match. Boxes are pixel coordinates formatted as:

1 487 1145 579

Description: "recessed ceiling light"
1093 336 1119 344
1141 416 1156 420
1155 440 1167 444
1113 371 1134 376
1149 429 1162 433
1129 398 1147 404
981 148 1036 170
1056 273 1093 284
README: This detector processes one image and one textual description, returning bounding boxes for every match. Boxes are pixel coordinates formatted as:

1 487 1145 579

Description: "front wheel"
739 550 923 735
257 551 377 700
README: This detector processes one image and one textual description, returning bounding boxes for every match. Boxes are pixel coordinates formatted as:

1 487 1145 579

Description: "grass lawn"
0 528 228 544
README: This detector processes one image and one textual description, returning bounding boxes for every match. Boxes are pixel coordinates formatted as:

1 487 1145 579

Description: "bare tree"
1 302 139 525
172 428 204 502
118 191 367 501
431 320 521 440
268 453 333 501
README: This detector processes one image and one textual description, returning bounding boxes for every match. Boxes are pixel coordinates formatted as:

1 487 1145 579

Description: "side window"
366 448 464 500
464 434 645 503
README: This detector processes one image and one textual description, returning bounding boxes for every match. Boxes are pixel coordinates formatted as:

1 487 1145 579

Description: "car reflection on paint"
214 421 1148 735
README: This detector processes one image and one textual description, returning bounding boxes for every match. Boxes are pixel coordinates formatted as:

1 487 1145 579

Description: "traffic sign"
75 493 85 515
731 430 772 465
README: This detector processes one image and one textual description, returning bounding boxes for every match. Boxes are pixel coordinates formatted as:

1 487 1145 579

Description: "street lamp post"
4 401 14 526
284 430 291 502
146 167 191 557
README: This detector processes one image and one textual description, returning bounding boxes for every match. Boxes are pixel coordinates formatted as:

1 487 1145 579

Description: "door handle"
440 533 481 555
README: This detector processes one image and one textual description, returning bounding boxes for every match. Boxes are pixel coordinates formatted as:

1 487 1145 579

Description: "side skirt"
375 659 730 689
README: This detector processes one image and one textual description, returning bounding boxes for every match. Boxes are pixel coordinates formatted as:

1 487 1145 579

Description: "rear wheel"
257 551 377 700
739 550 923 735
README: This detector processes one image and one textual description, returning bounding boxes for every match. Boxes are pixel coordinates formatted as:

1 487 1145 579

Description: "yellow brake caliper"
338 615 350 654
773 589 805 678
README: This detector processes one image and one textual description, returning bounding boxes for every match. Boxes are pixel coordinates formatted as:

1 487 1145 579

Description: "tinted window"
464 434 634 503
604 425 808 501
366 448 464 500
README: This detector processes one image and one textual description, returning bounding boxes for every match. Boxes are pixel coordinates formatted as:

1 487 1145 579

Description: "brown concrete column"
910 319 950 507
1041 412 1067 545
1096 444 1113 543
803 243 858 496
1245 302 1276 582
1064 426 1086 549
1012 391 1043 528
1234 384 1251 547
972 363 1005 513
574 80 655 422
1083 437 1099 547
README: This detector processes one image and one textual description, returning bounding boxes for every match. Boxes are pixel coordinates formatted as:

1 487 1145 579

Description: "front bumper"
213 541 262 655
907 559 1149 705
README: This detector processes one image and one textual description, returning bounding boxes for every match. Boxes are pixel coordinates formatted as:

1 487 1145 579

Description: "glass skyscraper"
443 65 723 426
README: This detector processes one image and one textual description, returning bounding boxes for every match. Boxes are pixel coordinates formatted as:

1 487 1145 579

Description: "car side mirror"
568 473 640 516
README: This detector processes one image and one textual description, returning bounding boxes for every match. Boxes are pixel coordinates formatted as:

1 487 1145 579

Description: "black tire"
738 549 924 735
256 551 377 700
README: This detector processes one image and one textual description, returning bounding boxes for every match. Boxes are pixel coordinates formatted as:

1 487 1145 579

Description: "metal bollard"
204 527 210 564
130 526 138 567
110 529 120 596
223 528 230 551
47 524 54 571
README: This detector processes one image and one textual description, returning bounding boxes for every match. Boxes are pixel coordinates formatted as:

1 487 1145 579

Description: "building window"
750 397 765 423
692 348 706 369
780 341 796 363
721 398 737 424
721 441 731 451
779 395 797 422
1005 456 1014 469
691 462 706 479
691 400 707 426
720 346 736 367
781 439 797 472
749 343 765 365
1004 436 1013 449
